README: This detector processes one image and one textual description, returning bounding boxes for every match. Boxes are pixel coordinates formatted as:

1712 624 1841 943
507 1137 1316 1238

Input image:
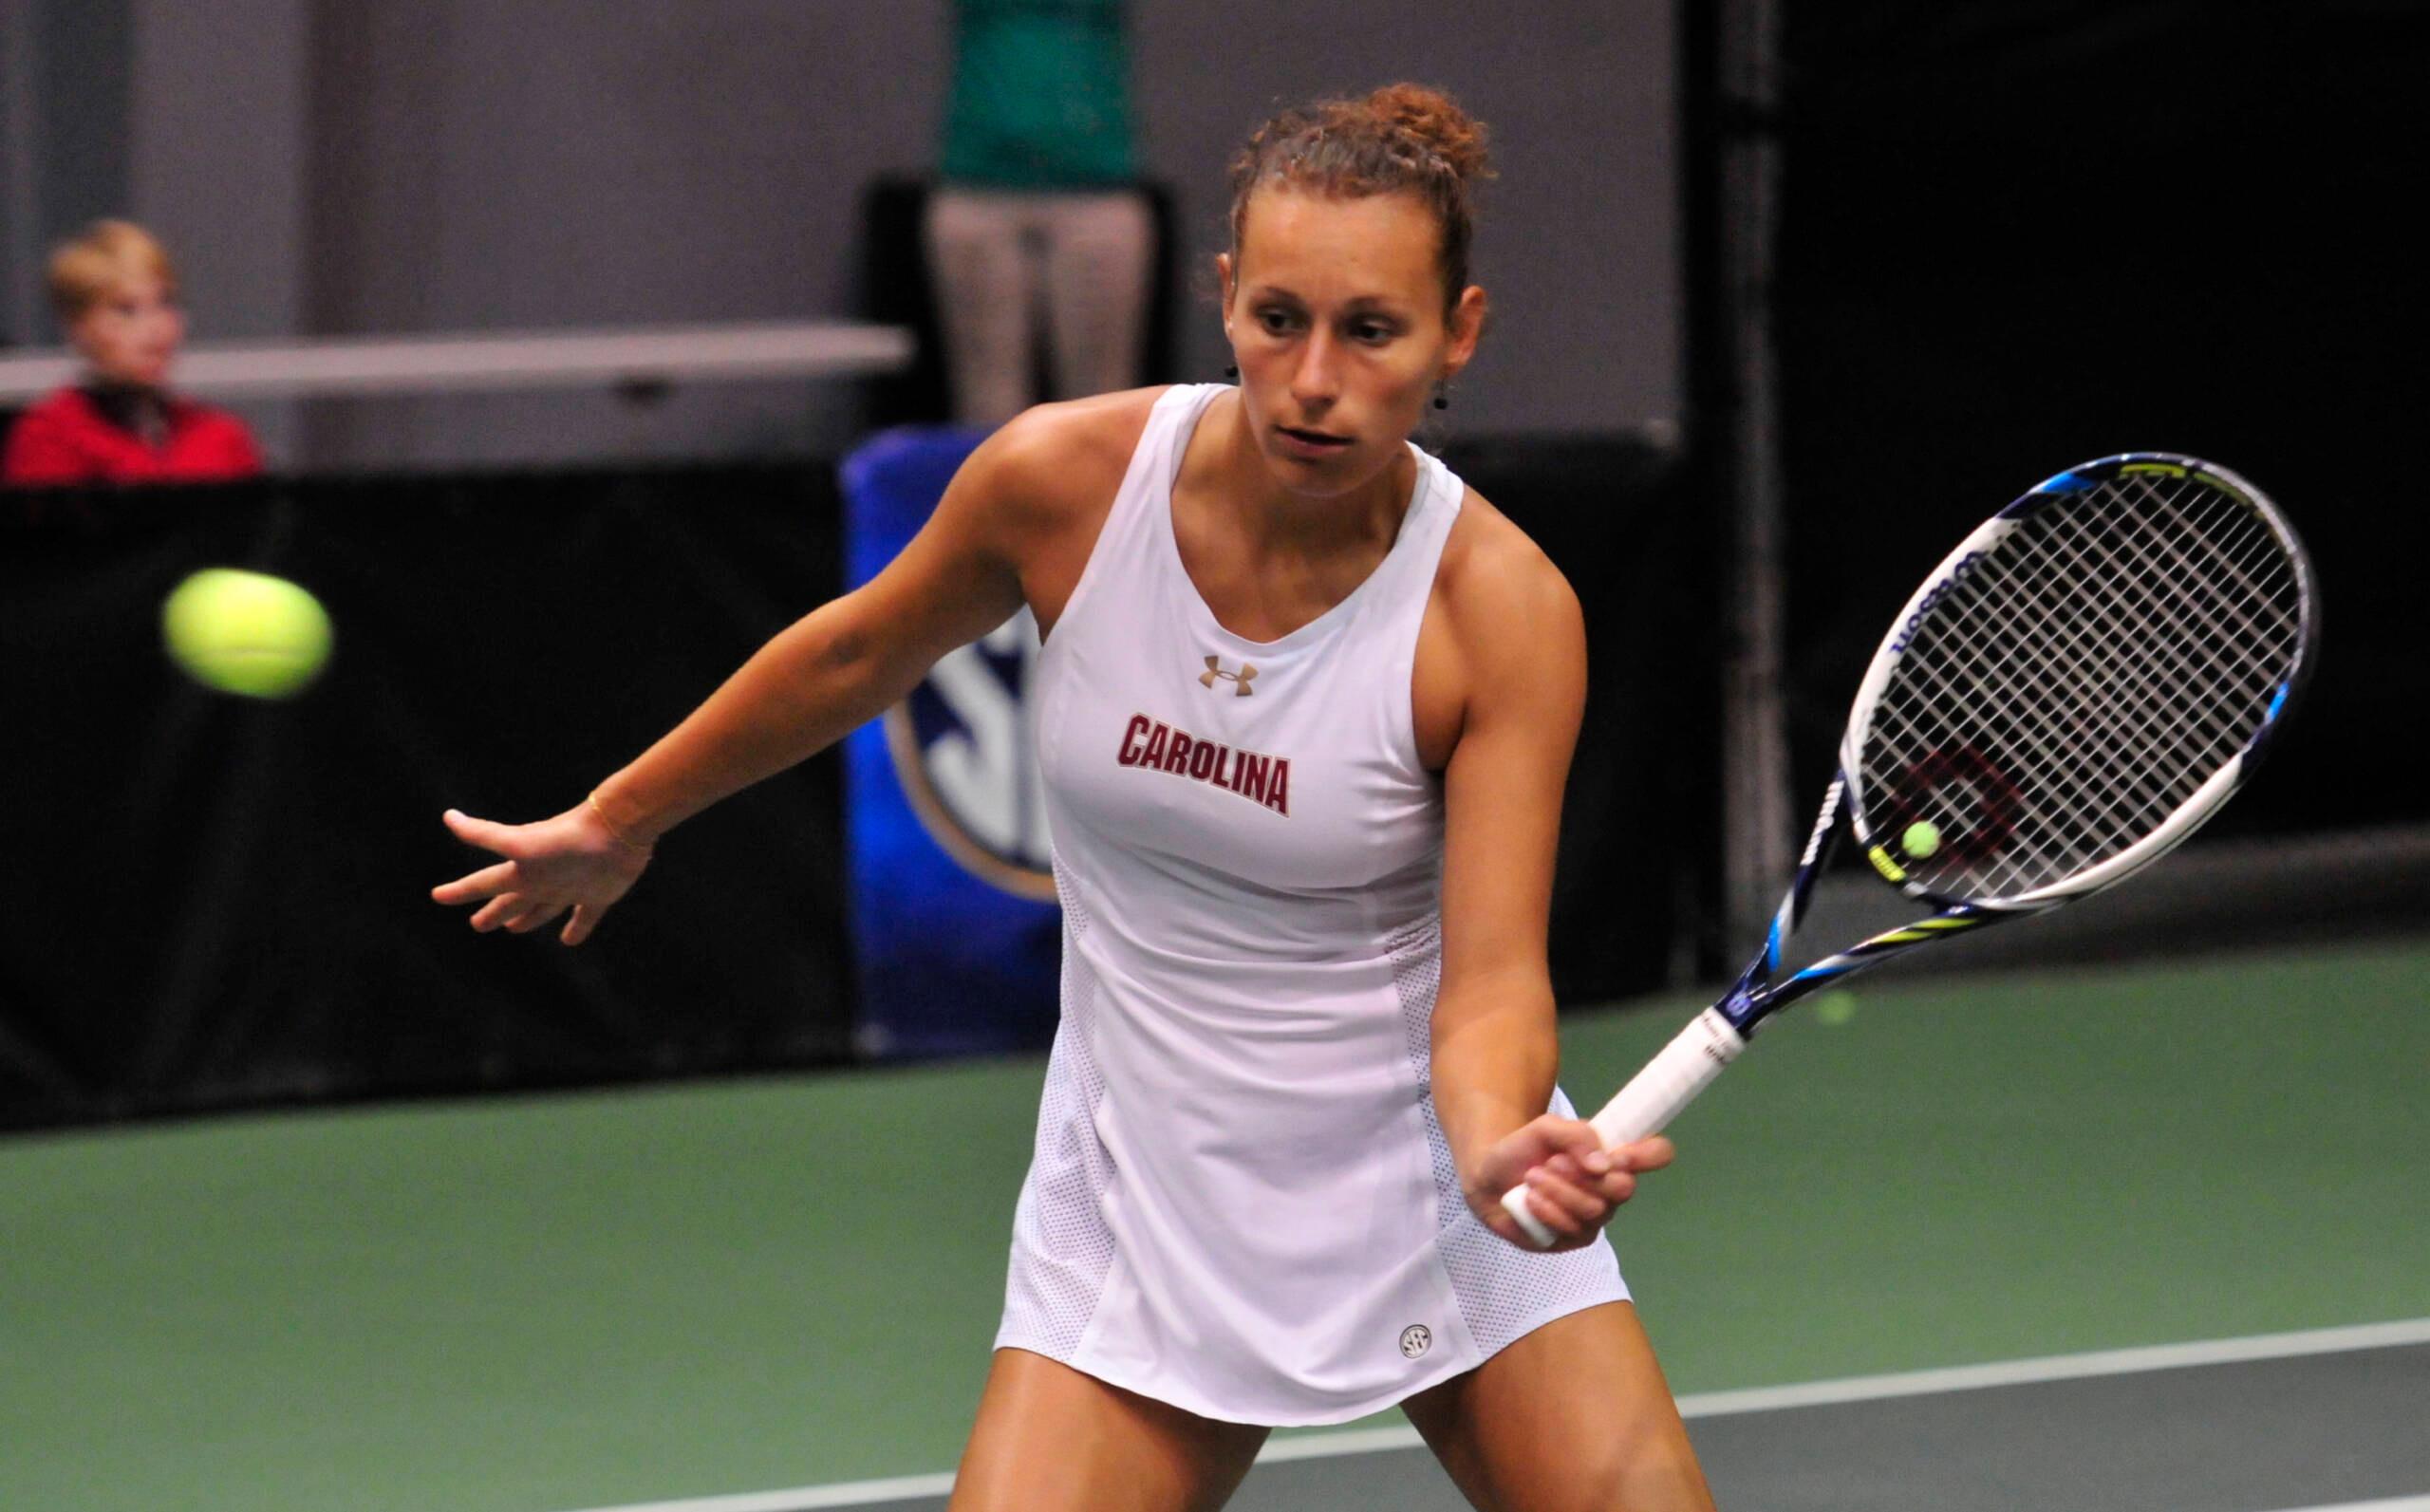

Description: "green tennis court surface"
6 938 2426 1512
640 1331 2430 1512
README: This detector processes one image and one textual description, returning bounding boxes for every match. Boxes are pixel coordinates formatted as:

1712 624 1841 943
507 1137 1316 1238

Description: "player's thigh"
1401 1302 1715 1512
949 1346 1268 1512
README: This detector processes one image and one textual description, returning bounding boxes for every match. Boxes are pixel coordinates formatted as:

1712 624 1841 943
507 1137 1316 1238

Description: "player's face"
1222 188 1483 498
71 271 184 389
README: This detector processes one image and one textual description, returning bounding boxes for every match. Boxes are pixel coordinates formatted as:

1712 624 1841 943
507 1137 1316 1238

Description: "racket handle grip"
1499 1007 1748 1249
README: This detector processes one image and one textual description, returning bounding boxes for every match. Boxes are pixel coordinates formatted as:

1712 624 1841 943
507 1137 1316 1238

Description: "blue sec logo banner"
839 428 1061 1057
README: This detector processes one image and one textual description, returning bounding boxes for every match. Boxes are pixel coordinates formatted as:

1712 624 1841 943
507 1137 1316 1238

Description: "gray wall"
5 1 1675 471
2 0 137 349
1137 3 1678 442
130 0 310 458
295 0 951 470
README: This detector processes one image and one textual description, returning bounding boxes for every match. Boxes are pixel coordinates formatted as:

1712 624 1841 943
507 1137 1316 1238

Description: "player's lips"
1274 424 1354 458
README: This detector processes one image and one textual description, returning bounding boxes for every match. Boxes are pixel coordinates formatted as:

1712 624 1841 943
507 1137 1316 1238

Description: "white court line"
553 1476 959 1512
1671 1316 2430 1419
1254 1424 1427 1463
547 1317 2430 1512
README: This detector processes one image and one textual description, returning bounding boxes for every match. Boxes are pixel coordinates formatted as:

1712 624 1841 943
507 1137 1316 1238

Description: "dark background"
2 473 854 1128
1771 0 2429 838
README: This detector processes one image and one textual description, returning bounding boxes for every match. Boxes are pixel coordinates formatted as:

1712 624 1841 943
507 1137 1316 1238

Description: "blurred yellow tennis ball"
1813 990 1859 1026
161 568 333 699
1902 820 1942 859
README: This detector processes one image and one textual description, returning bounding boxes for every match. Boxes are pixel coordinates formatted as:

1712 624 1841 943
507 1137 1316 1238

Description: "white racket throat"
1500 1008 1747 1249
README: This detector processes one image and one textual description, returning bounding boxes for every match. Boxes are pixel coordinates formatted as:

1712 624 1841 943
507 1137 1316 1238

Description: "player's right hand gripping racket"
1504 454 2319 1247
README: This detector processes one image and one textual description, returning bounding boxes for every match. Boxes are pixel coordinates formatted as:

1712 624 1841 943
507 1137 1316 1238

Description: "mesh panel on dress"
1387 917 1626 1354
997 864 1119 1360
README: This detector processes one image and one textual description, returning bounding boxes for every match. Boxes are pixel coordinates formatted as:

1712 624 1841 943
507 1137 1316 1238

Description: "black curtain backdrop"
1776 2 2430 838
1443 437 1712 1008
2 469 851 1129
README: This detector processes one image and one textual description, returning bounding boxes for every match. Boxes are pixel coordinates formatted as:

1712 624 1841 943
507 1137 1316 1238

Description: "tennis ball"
161 569 333 699
1813 990 1859 1027
1902 820 1943 859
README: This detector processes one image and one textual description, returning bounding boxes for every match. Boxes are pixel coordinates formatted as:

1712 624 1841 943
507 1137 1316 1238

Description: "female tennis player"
435 84 1716 1512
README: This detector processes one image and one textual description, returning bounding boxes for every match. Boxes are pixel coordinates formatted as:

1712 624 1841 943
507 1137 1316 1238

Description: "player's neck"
1192 390 1412 563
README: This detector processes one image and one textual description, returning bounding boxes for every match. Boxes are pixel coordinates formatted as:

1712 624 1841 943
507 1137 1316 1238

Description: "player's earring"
1224 364 1239 378
1432 379 1449 410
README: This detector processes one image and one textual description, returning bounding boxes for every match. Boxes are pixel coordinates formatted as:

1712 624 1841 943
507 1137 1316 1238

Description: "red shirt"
2 384 262 488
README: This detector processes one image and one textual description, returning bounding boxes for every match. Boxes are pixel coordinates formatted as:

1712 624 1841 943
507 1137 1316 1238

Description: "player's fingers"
502 899 565 934
431 860 521 905
442 809 525 858
1523 1167 1606 1232
1540 1151 1614 1196
1591 1167 1641 1206
560 904 592 946
1512 1187 1581 1243
468 892 526 932
1538 1116 1608 1163
1613 1134 1676 1174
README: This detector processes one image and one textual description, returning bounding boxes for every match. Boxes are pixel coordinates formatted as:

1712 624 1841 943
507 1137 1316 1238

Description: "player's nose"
1289 331 1340 408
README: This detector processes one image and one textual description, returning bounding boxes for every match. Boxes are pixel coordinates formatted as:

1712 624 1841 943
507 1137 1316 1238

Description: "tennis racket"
1504 453 2319 1247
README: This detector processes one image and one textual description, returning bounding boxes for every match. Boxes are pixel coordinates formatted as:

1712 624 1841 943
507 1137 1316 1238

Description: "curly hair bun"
1227 83 1495 310
1360 83 1492 187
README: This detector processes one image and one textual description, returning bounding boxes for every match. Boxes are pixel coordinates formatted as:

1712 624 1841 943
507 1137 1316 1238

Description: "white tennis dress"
996 383 1624 1425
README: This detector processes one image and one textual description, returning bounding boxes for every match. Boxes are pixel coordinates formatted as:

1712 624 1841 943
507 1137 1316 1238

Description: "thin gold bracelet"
587 791 655 855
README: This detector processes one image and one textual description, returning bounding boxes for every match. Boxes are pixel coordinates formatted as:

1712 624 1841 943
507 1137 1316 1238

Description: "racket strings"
1888 492 2289 889
2035 477 2296 694
2035 477 2298 746
1996 527 2285 814
1874 479 2296 891
1877 637 2172 890
1953 491 2287 807
1859 473 2303 899
1875 631 2223 897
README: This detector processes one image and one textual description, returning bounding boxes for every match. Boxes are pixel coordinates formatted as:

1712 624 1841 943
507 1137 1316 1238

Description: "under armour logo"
1199 655 1257 696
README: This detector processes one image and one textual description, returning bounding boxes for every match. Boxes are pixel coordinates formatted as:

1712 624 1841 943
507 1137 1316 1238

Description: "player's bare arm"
1419 494 1671 1250
431 390 1157 943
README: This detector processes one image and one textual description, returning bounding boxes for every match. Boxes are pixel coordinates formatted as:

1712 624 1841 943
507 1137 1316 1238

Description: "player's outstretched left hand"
429 804 652 946
1468 1116 1673 1252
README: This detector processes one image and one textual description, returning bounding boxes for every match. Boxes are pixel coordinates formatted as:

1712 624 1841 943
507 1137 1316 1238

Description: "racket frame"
1729 452 2316 1037
1500 453 2317 1247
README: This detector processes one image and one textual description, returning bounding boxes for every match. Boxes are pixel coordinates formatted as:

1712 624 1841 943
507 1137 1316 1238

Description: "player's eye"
1347 317 1400 345
1255 306 1303 336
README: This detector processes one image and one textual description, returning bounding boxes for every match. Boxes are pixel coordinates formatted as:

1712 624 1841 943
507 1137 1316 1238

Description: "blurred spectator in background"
926 0 1153 429
1 220 261 489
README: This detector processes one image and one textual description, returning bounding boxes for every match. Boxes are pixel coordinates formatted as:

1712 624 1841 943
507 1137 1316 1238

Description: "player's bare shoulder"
962 387 1164 542
1413 485 1586 768
1434 485 1587 663
946 387 1165 631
